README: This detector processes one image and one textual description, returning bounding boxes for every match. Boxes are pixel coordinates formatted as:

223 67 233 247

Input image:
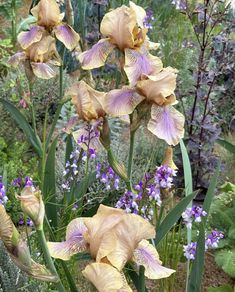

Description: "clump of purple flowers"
18 217 33 227
116 165 176 220
12 176 34 188
0 176 7 205
183 230 224 260
182 206 207 229
143 8 155 30
96 163 120 191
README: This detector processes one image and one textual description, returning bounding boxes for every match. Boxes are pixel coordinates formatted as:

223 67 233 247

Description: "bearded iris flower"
9 0 80 79
102 67 185 146
67 80 106 151
47 204 175 291
78 1 162 86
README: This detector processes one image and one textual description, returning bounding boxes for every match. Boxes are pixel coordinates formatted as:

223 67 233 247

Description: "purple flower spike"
183 242 197 260
205 230 224 249
0 178 7 205
182 205 207 228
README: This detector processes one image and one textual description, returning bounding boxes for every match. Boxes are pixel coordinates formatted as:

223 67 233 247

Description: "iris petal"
124 48 163 86
132 239 175 279
31 62 57 79
54 24 80 50
17 26 44 50
78 39 115 70
8 52 26 67
103 88 144 117
147 104 185 146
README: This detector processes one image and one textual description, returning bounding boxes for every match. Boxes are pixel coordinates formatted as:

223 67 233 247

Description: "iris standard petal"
47 218 88 261
100 6 136 50
147 104 185 146
129 1 146 28
136 67 177 105
124 48 163 86
103 88 144 116
78 38 115 70
132 239 175 279
53 24 80 50
82 263 125 292
8 52 26 67
31 62 57 79
31 0 61 27
17 26 44 50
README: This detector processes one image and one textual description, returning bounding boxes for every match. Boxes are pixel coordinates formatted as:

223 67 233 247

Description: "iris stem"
139 265 145 292
29 83 37 134
36 228 66 292
127 113 136 188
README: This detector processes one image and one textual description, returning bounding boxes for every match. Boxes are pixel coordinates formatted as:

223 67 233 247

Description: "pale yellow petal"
0 205 13 249
129 1 146 28
82 263 124 292
31 0 61 27
132 239 175 279
31 62 57 79
78 38 115 70
147 104 185 146
68 80 105 121
100 6 136 50
136 67 177 105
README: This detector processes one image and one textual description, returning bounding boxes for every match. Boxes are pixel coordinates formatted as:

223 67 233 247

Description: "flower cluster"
9 0 80 79
116 165 176 220
182 206 207 229
96 163 120 191
183 230 224 260
12 176 34 188
0 177 7 205
143 8 155 30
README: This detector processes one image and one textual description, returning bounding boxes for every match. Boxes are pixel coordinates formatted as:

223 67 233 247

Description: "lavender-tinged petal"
132 239 175 279
17 26 44 49
78 38 115 70
31 62 57 79
54 24 80 50
8 52 26 67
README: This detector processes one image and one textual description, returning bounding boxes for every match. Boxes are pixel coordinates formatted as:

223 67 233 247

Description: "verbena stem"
36 228 66 292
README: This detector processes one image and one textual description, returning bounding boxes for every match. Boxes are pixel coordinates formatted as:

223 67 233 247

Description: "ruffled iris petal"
147 104 185 146
31 62 57 79
132 239 175 279
103 88 144 117
82 263 127 292
8 52 26 67
124 48 163 86
129 1 146 28
78 39 115 70
17 26 44 50
47 218 88 260
100 6 136 50
54 24 80 50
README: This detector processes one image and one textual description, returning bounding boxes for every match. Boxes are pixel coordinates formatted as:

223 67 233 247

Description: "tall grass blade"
216 139 235 155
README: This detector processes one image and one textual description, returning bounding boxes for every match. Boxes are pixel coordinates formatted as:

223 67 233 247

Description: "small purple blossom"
25 176 33 187
0 177 7 205
183 242 197 260
72 203 78 211
96 163 120 191
143 8 155 30
27 218 33 227
182 206 207 228
205 230 224 249
18 217 25 226
154 165 176 189
12 178 22 187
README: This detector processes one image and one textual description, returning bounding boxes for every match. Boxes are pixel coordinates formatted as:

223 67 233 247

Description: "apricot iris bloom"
47 205 175 292
78 1 162 86
102 67 185 146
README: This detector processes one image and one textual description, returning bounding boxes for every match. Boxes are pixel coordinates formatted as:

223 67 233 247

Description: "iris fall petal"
132 239 175 279
31 62 57 79
103 88 144 116
147 104 185 146
17 26 44 49
8 52 26 67
54 24 80 50
78 38 115 70
47 218 88 260
124 48 163 86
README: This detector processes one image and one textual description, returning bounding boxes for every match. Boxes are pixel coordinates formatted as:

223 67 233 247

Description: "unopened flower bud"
17 186 45 230
100 117 111 149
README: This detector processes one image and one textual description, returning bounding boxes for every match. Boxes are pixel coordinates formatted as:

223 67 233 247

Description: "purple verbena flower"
154 165 176 189
205 230 224 249
27 218 33 227
0 178 7 205
12 178 22 187
143 8 154 30
25 176 33 187
182 206 207 228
